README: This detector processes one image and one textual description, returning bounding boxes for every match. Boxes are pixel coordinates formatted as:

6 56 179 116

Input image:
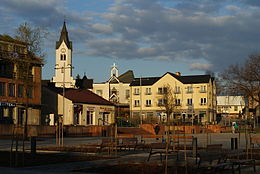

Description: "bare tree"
221 55 260 116
15 22 48 60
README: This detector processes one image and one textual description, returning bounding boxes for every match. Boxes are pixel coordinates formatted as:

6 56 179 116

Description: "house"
92 63 134 119
0 35 42 125
217 96 245 119
42 82 115 126
130 72 217 124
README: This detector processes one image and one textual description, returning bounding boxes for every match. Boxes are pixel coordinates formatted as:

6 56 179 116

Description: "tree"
15 22 48 60
221 55 260 117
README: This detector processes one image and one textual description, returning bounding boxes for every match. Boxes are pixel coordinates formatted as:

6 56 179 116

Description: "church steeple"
56 21 72 49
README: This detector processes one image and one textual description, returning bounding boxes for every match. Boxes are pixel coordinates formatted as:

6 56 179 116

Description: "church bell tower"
52 21 75 88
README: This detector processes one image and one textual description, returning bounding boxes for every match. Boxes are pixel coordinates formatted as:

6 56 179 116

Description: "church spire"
56 21 72 49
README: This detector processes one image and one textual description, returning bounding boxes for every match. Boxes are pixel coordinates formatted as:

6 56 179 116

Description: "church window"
60 54 66 61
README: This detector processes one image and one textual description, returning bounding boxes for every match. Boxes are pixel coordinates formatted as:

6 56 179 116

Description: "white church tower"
52 21 75 88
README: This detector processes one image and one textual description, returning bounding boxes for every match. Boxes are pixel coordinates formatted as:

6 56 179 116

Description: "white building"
217 96 245 118
92 64 134 118
52 22 75 88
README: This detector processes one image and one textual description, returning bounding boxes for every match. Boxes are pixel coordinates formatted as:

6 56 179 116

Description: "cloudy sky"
1 0 260 82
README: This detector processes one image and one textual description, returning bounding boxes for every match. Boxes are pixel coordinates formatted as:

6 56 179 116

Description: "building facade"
92 64 134 118
51 22 75 88
42 83 115 126
130 72 217 124
0 35 42 125
217 96 245 119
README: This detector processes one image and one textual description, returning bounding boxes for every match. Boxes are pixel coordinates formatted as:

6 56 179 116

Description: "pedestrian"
154 123 160 135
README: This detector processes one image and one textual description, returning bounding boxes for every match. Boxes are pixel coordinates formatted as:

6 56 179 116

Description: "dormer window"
60 54 66 61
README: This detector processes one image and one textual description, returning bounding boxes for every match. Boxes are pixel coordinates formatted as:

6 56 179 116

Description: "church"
41 22 115 126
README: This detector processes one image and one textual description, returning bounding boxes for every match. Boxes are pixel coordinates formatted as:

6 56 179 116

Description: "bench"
147 142 177 162
139 135 164 149
191 151 232 173
99 137 120 153
250 137 260 148
118 137 138 151
224 149 256 174
170 135 194 150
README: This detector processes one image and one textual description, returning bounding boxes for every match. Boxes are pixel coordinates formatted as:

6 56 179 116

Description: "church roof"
56 21 72 49
110 70 135 83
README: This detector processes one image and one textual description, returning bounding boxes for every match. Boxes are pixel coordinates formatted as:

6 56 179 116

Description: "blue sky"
1 0 260 82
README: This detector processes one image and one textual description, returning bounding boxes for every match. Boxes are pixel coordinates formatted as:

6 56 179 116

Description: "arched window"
60 54 66 61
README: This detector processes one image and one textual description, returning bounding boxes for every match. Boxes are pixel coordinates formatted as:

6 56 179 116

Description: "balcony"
186 90 193 94
174 91 181 94
145 92 152 95
145 104 152 107
200 90 207 93
134 104 140 107
0 72 16 79
133 93 140 95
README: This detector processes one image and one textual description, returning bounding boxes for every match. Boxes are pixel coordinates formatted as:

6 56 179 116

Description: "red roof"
63 89 114 106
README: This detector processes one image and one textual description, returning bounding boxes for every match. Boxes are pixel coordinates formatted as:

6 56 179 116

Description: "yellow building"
130 72 217 124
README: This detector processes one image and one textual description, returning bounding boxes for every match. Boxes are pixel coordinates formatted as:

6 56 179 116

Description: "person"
232 122 238 134
154 123 160 135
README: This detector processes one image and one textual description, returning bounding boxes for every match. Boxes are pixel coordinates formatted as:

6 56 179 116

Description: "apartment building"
0 35 42 125
130 72 217 124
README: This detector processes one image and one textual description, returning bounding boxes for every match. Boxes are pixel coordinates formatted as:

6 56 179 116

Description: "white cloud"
189 63 213 71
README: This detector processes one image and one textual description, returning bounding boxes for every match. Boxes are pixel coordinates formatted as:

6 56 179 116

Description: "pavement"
1 133 260 173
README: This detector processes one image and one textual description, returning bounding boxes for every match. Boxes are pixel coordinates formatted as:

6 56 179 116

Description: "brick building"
0 35 42 125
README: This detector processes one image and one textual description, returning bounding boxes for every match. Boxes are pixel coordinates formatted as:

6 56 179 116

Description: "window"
134 100 140 107
187 98 192 105
0 82 6 96
175 99 181 106
86 111 93 125
174 86 181 94
158 99 166 106
145 88 152 95
234 106 238 111
187 86 193 93
28 86 33 98
158 87 167 94
96 90 103 97
146 100 152 107
60 54 66 61
18 84 24 98
200 98 206 105
125 89 130 99
8 83 15 97
134 88 140 95
200 85 206 93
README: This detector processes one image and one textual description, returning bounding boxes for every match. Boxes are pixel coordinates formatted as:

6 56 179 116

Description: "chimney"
175 72 181 76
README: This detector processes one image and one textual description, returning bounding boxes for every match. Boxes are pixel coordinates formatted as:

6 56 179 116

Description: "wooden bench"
147 142 177 162
170 135 194 150
99 137 120 153
192 151 232 173
118 137 138 151
224 149 256 174
250 137 260 148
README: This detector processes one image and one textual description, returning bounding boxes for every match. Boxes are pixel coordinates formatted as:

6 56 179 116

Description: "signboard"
86 106 95 111
100 107 113 112
0 102 16 107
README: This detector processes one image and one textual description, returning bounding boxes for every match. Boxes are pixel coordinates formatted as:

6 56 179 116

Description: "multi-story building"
217 96 245 119
130 72 217 124
0 35 42 125
92 63 134 118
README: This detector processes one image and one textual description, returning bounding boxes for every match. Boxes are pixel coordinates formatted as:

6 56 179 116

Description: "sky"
1 0 260 82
